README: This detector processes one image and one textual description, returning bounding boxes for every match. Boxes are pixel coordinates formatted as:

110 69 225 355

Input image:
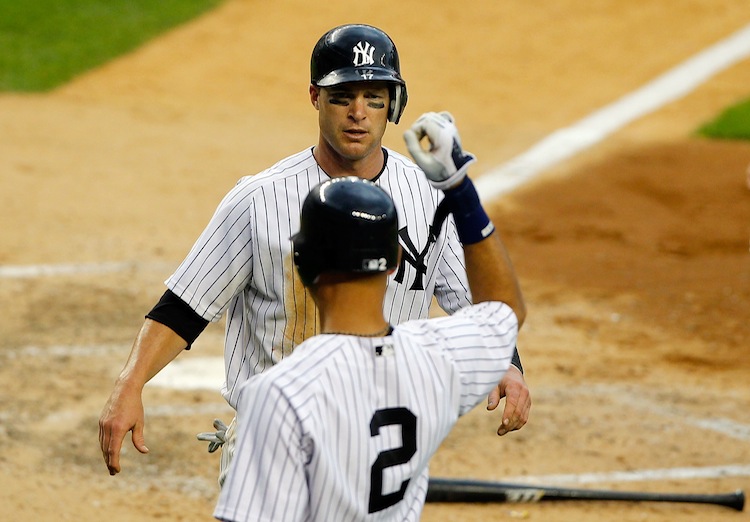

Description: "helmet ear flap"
292 235 317 287
389 84 408 124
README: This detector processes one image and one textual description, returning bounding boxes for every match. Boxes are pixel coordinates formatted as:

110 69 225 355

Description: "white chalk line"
147 356 225 391
594 384 750 442
35 403 232 425
533 383 750 443
145 402 233 417
475 21 750 200
501 464 750 486
1 343 130 359
0 261 133 278
0 260 174 279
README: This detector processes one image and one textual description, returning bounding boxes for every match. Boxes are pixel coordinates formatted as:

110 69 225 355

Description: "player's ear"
310 84 320 110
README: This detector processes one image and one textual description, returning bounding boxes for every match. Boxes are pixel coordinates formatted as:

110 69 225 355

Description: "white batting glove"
196 418 228 453
403 111 476 190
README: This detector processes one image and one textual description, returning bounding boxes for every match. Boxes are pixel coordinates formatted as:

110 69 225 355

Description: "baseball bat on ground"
425 477 745 511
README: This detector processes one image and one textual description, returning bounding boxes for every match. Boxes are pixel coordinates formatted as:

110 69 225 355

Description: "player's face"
313 82 390 163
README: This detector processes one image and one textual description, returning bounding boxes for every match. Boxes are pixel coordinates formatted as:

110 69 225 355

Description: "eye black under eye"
328 93 352 103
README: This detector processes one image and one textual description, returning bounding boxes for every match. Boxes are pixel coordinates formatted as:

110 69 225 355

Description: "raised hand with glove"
403 111 477 190
404 111 494 245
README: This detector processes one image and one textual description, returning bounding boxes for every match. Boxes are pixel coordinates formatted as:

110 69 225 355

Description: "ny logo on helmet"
352 41 376 67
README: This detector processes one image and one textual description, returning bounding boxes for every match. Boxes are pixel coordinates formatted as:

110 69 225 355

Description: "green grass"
0 0 225 92
697 96 750 140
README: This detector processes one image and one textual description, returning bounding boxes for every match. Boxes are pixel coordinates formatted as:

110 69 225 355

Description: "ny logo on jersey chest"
394 227 437 291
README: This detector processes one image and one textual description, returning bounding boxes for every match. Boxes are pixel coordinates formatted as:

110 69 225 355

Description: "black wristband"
442 177 495 244
511 346 523 374
146 290 209 349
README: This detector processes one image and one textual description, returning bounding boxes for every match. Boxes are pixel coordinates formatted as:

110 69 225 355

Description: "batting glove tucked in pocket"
196 418 228 453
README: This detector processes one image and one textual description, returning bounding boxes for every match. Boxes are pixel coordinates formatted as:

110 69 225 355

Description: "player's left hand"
99 383 150 475
486 365 531 436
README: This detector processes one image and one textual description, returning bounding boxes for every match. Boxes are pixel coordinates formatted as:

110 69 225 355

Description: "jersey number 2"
368 407 417 514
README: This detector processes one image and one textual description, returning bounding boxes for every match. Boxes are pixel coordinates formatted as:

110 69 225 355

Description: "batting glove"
196 418 228 453
403 111 476 190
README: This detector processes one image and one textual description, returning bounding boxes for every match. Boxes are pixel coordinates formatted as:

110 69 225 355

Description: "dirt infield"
1 1 749 520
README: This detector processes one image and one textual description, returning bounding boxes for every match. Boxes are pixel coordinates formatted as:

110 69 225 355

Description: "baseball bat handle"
425 478 745 512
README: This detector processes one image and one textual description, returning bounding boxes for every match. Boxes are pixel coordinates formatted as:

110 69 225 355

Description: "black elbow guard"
146 290 209 349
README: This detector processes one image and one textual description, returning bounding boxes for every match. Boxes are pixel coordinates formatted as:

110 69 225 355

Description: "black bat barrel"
425 478 745 511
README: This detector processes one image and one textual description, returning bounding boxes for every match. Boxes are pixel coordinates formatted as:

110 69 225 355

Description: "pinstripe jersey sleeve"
166 149 324 324
398 301 519 415
166 179 256 321
214 379 308 522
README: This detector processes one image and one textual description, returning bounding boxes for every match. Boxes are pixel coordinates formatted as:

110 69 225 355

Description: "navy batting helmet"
311 24 408 124
292 177 399 287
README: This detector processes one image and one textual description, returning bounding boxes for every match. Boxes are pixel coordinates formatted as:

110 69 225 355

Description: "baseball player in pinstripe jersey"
99 24 530 483
215 113 526 520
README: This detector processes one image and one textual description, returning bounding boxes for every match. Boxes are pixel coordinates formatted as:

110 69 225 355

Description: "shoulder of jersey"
235 148 318 190
385 147 421 172
258 336 352 389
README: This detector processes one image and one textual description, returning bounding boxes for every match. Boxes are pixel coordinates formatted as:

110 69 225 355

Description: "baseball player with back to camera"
98 24 530 484
215 114 526 521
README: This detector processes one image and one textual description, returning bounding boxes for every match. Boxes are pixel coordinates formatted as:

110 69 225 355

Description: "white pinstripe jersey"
214 301 518 522
166 147 470 409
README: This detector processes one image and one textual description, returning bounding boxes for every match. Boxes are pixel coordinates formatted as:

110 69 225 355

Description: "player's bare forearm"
463 233 526 326
98 319 187 475
118 319 188 385
486 366 531 435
